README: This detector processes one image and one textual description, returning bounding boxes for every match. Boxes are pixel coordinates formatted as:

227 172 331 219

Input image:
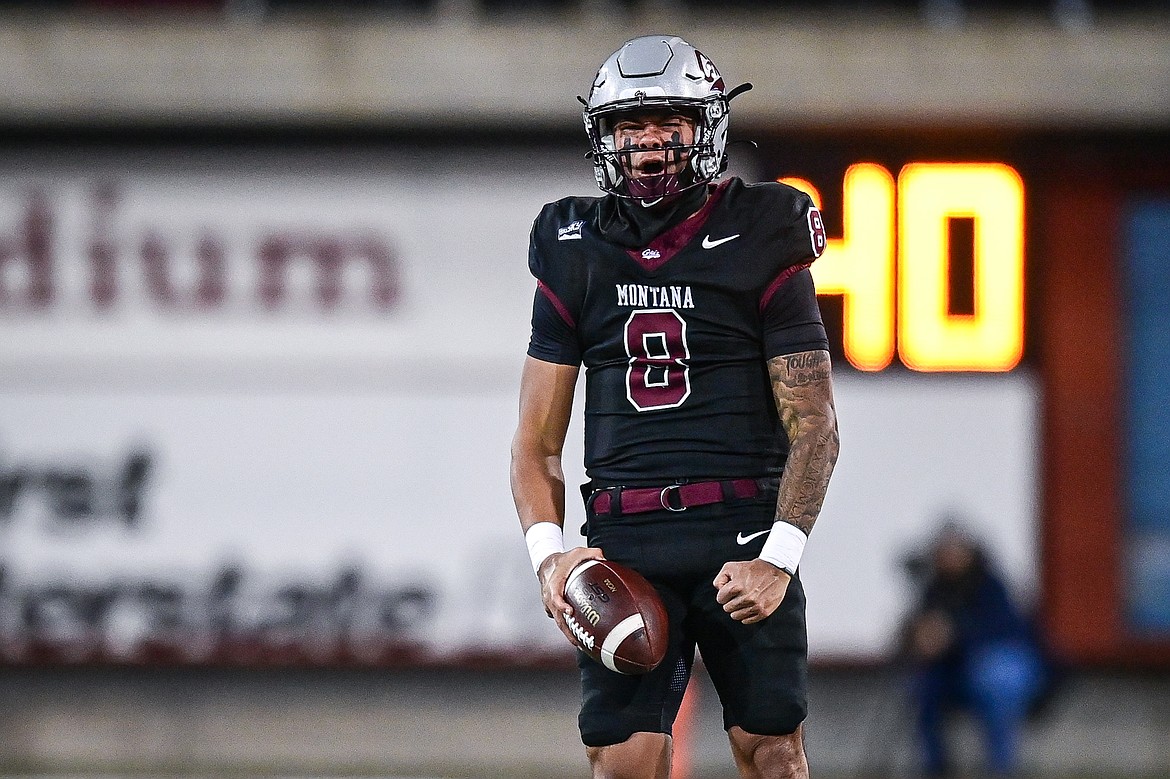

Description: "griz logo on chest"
615 284 695 309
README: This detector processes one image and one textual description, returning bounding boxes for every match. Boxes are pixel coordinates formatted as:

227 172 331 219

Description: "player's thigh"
578 517 697 747
692 525 809 736
576 583 694 746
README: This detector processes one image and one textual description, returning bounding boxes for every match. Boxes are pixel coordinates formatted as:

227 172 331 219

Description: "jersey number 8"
624 309 691 412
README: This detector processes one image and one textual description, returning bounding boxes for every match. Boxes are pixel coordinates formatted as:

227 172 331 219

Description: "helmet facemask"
586 96 728 203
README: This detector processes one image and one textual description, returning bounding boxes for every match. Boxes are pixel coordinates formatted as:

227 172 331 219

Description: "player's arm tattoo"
768 349 840 536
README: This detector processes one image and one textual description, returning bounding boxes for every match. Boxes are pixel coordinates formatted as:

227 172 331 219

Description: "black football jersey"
527 177 827 484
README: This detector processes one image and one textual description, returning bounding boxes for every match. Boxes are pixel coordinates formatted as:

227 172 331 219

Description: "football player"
511 35 839 779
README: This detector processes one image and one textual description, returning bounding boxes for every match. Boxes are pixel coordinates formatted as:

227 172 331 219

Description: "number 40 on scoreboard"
781 163 1025 373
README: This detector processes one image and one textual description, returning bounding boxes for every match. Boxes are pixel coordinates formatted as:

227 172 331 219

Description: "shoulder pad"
530 197 601 267
528 197 599 324
736 180 825 267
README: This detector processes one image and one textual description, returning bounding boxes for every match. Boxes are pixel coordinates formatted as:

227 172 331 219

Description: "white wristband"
758 521 808 576
525 522 566 574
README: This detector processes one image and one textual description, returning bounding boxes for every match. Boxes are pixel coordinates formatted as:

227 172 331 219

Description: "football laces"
564 613 596 650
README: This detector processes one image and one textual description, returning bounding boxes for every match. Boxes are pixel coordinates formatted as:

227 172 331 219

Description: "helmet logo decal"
694 50 724 92
641 248 662 260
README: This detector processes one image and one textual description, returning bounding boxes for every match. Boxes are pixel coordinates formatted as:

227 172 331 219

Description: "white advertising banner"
0 148 1039 665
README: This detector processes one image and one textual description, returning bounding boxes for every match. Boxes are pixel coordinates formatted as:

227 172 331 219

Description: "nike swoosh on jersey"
735 528 772 545
702 233 741 249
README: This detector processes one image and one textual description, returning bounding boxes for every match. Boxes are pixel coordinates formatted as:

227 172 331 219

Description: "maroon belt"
589 478 767 516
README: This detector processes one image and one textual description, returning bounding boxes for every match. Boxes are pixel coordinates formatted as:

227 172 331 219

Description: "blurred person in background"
512 34 838 779
904 522 1050 777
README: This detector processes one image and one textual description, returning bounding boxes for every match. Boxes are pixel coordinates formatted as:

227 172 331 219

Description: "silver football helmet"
582 35 751 200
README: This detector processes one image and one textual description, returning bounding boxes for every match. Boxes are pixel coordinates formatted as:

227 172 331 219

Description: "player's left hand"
713 559 792 624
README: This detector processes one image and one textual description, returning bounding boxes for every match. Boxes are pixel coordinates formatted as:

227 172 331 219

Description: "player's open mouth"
633 159 667 176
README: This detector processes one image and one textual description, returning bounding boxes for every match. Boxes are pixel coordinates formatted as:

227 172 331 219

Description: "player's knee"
729 725 807 779
587 732 671 779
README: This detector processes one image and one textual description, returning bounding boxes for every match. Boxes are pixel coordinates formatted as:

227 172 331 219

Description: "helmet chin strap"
625 172 686 203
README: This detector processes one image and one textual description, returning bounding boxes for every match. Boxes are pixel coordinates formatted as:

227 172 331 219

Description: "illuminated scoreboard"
759 127 1170 664
779 163 1025 373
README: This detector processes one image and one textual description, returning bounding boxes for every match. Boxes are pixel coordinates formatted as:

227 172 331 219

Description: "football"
562 559 668 674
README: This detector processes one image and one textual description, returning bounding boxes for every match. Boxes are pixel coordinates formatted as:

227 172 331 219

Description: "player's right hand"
537 546 605 644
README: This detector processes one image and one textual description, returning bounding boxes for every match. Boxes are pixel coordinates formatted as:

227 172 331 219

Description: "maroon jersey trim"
625 179 732 271
758 262 812 313
537 280 576 328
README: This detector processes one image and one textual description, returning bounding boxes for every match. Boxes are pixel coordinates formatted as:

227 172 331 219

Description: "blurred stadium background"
1 0 1169 777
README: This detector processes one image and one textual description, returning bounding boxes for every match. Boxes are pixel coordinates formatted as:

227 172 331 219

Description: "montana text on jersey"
527 178 827 484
